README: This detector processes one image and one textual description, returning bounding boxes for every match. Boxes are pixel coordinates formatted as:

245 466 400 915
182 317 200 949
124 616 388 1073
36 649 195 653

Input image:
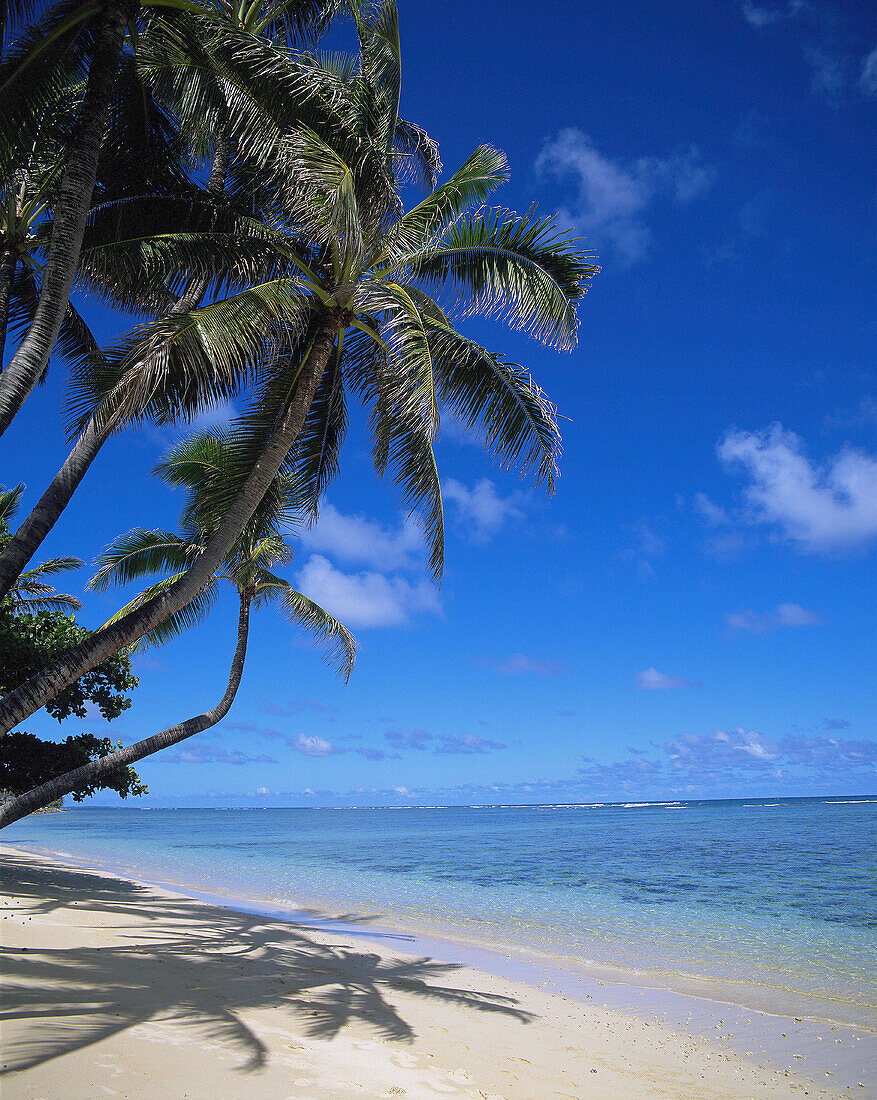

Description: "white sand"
0 846 852 1099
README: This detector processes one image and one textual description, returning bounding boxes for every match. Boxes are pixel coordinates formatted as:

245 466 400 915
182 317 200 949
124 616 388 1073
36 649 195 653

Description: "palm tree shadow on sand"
0 854 535 1074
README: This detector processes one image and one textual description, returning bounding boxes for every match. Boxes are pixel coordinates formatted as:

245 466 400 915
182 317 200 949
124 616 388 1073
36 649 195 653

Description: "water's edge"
2 837 874 1094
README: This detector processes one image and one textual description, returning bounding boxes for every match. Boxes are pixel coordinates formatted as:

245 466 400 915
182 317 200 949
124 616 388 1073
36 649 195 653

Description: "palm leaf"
274 582 356 679
407 206 598 350
426 320 560 491
87 530 197 592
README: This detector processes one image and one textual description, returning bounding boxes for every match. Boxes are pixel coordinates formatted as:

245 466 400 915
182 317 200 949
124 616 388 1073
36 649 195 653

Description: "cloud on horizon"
535 129 715 264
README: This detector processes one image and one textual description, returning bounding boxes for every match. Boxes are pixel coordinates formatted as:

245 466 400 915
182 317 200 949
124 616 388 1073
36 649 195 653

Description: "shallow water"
3 797 875 1029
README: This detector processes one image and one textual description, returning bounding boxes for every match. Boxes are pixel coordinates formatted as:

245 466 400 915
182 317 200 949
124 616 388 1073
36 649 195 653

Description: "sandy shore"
0 846 854 1099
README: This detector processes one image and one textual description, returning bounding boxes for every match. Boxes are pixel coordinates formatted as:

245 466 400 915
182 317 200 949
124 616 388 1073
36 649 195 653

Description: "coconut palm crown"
75 1 598 586
0 0 597 736
87 430 355 678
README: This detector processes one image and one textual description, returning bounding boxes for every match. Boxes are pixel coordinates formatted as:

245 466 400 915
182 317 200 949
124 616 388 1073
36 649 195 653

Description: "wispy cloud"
443 478 528 541
385 727 432 750
860 47 877 95
169 745 278 765
482 654 567 676
635 668 695 690
535 129 715 264
578 727 876 792
719 424 877 552
296 554 441 628
383 727 505 755
299 504 422 571
741 1 861 104
435 733 506 755
293 733 339 757
261 698 337 717
724 602 823 634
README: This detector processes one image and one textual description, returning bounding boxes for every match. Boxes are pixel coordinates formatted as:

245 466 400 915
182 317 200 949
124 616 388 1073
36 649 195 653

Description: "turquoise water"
3 797 875 1027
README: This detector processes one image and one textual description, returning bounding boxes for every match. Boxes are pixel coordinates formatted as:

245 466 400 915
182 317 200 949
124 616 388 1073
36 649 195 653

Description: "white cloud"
860 47 877 95
742 2 785 27
171 745 278 765
694 492 730 526
725 602 823 634
300 504 422 571
296 554 441 628
719 424 877 552
804 45 846 99
436 732 506 755
668 728 780 766
535 130 714 264
636 668 695 690
483 654 567 676
443 478 527 540
742 1 808 28
294 733 338 757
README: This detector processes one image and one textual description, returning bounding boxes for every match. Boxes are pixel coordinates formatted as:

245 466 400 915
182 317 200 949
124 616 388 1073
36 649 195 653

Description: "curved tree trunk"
0 0 138 438
0 241 16 362
0 309 340 734
0 595 251 828
0 417 114 600
0 137 232 602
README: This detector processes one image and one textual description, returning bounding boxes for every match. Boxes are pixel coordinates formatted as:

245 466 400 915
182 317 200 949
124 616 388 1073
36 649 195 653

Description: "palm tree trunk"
0 309 341 735
0 240 16 362
0 416 114 601
0 0 138 438
0 596 251 828
0 137 231 601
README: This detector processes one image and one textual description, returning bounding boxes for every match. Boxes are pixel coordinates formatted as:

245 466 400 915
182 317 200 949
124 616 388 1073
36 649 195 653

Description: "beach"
1 844 864 1100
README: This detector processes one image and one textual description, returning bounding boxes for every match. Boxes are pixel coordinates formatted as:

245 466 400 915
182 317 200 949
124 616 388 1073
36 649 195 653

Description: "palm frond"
380 145 508 261
283 123 363 263
0 483 24 522
87 530 196 593
392 117 441 191
408 206 599 350
426 320 560 491
9 593 82 613
69 279 314 433
344 329 444 578
98 573 220 649
286 338 347 519
275 583 356 680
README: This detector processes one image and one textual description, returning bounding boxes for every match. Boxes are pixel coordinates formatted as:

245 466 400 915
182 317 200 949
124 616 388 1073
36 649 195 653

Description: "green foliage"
0 601 138 722
0 731 147 801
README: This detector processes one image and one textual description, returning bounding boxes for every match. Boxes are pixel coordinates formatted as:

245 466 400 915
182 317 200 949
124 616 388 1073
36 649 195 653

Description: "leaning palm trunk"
0 242 16 359
0 0 137 437
0 309 339 735
0 417 115 600
0 137 231 602
0 595 251 828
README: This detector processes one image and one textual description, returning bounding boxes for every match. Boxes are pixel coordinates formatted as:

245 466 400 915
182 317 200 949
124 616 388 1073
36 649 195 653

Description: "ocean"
2 796 875 1035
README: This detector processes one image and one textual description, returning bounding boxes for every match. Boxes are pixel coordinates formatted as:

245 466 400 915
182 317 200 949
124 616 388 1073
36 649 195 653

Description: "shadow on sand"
0 852 534 1074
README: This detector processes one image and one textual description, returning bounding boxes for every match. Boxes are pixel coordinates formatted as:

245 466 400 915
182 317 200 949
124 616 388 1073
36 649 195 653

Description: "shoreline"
1 842 871 1097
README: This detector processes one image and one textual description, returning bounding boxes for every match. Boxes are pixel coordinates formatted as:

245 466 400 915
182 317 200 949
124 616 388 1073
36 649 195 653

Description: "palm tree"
0 483 83 612
0 0 350 435
0 0 598 737
0 0 143 434
0 430 355 827
0 1 364 595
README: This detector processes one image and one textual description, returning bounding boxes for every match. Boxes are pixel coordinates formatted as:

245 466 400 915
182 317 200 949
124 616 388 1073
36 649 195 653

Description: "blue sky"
3 0 876 806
